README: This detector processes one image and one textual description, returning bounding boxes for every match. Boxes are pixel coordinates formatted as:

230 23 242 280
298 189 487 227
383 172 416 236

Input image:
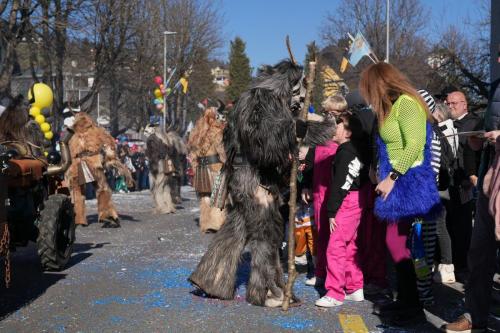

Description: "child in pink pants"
315 112 368 307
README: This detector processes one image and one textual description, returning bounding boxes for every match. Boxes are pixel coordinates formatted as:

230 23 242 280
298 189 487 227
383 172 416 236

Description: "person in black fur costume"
144 124 187 214
188 60 334 307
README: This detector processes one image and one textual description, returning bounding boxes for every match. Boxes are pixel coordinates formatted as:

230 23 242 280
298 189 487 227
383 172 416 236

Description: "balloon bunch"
28 83 54 156
152 76 172 112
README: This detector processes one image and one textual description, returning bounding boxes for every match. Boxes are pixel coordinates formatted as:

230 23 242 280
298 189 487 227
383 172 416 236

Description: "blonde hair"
321 95 347 113
359 62 432 124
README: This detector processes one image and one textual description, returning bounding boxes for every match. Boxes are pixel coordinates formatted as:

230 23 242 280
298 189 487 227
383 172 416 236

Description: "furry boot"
72 183 87 226
95 171 120 228
151 170 176 214
199 196 225 233
189 209 247 299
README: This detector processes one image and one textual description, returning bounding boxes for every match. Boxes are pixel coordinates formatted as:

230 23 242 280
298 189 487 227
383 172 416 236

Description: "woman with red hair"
359 63 441 326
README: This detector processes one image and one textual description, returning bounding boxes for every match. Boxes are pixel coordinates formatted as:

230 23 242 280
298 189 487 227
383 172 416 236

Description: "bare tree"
432 1 490 105
0 0 34 94
321 0 433 89
161 0 223 125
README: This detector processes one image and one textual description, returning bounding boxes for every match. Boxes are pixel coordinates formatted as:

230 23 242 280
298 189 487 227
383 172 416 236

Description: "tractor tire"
37 194 76 271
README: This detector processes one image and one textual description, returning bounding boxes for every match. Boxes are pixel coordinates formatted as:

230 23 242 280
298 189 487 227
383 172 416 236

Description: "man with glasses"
444 91 482 274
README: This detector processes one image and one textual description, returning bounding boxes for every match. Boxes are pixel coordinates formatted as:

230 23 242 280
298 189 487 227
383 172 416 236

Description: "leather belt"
197 154 220 166
76 151 99 158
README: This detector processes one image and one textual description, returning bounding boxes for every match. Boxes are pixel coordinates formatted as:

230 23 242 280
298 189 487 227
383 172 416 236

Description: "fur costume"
189 60 334 307
375 123 441 221
66 113 131 227
188 106 226 233
145 125 187 214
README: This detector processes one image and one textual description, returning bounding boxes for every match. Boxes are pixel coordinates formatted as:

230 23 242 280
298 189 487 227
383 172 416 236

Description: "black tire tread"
37 194 75 271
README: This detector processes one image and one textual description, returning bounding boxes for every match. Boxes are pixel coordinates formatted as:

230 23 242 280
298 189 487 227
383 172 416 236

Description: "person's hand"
298 146 309 160
484 130 500 144
301 188 312 203
329 217 336 232
469 175 478 187
375 176 395 200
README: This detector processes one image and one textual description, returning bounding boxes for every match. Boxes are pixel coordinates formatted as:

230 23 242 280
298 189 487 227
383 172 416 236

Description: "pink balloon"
160 88 166 94
154 76 163 85
156 103 164 110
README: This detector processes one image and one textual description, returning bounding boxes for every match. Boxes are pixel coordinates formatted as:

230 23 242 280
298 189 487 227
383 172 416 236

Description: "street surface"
1 187 498 332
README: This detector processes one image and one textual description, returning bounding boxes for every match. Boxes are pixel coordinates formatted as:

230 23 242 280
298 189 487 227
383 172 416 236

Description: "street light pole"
386 0 390 63
163 31 177 132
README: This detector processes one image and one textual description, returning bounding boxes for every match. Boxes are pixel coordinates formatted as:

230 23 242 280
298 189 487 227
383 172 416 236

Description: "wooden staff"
282 36 316 311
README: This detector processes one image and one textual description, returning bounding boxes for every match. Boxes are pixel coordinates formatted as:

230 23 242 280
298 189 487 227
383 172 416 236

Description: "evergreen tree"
227 37 251 102
304 41 324 113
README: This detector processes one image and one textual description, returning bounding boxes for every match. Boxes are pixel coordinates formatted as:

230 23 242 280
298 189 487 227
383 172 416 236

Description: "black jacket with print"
327 141 368 218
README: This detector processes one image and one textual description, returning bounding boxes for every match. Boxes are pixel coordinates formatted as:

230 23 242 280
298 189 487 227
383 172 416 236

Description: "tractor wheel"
37 194 76 271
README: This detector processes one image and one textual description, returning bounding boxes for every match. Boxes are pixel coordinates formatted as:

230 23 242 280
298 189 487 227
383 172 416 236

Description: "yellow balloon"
154 88 163 98
44 151 48 157
40 122 51 133
35 114 45 124
29 106 41 117
44 131 53 140
28 83 54 109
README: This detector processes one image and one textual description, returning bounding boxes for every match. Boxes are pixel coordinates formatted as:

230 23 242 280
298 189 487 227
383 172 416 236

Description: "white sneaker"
315 295 343 307
305 276 325 287
294 254 308 266
344 289 364 302
305 276 316 286
433 264 456 284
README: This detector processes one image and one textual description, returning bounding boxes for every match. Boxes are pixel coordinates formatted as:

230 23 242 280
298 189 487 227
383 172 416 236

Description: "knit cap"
418 89 436 113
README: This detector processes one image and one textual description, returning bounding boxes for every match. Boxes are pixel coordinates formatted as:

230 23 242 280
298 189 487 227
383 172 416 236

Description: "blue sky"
220 0 482 69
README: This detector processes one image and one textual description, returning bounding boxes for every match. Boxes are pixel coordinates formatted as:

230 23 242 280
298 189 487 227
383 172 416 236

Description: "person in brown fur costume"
66 112 132 228
188 104 226 233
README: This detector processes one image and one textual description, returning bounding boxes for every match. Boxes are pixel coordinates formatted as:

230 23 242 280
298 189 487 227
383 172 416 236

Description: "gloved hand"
295 119 307 139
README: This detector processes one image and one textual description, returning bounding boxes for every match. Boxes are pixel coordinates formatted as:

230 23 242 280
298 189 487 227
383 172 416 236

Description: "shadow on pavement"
86 214 139 225
0 254 66 319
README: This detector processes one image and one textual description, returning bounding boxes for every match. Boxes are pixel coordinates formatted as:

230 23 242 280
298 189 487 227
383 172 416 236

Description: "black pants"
446 187 475 270
465 191 499 328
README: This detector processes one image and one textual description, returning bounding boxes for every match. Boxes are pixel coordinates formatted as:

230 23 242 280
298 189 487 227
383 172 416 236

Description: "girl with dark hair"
315 111 368 307
359 63 441 325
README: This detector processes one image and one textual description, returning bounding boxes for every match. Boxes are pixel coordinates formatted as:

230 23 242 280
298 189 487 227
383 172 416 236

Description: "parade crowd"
293 63 499 332
187 62 500 332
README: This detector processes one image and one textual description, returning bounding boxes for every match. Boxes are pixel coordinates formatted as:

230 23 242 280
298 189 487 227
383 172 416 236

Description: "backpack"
431 123 454 191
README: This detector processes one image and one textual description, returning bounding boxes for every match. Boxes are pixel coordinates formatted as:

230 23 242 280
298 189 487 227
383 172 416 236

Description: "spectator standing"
445 91 482 272
315 111 368 307
300 95 345 287
132 146 148 191
359 63 441 326
444 78 500 333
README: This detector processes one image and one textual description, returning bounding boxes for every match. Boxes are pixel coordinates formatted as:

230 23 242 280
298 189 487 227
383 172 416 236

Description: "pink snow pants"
325 191 364 301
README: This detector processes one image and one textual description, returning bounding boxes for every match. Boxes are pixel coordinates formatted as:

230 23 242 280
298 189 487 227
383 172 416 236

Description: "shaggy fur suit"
189 60 333 307
145 125 187 214
187 107 226 233
67 113 131 227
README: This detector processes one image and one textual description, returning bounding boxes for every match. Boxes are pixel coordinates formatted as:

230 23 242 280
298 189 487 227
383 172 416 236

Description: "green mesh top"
379 94 427 175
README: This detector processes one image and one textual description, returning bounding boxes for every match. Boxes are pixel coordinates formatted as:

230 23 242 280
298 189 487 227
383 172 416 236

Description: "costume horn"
286 36 297 65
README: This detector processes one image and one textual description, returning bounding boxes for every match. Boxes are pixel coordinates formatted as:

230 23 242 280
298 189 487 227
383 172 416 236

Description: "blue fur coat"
374 123 441 222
